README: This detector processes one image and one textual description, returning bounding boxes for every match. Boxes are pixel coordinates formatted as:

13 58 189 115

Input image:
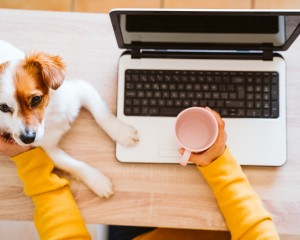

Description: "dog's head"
0 52 65 145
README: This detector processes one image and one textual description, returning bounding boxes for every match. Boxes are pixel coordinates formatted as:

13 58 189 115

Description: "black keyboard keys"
124 70 279 119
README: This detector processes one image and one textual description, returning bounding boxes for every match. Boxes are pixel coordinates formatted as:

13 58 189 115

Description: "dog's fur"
0 40 139 198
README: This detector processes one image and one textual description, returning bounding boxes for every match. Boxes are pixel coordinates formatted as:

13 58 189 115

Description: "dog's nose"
19 129 36 144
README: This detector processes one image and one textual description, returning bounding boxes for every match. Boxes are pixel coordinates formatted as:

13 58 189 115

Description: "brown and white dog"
0 40 139 198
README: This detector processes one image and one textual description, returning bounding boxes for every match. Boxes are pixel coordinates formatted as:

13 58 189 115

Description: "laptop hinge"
129 48 274 60
131 48 141 59
262 49 273 61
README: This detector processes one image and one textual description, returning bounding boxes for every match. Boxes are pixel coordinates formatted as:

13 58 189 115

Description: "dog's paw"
106 118 139 147
115 122 139 147
82 167 114 198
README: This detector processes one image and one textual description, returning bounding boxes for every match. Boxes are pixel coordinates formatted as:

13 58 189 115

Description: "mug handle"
180 149 191 166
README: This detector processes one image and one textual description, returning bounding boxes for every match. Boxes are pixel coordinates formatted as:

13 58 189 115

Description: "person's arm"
198 147 279 240
10 147 91 240
191 109 279 239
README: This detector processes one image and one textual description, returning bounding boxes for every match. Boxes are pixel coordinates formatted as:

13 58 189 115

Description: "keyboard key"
263 109 270 117
126 91 136 97
220 109 228 117
225 100 244 108
221 92 228 99
149 108 159 115
133 107 140 114
271 85 279 100
232 76 245 84
271 101 279 117
237 86 245 99
247 109 262 117
125 107 132 114
237 109 245 116
158 99 165 106
191 100 199 106
217 100 224 107
126 83 135 89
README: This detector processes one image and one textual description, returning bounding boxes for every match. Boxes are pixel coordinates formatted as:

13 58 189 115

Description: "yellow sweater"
11 148 91 240
11 147 279 240
135 148 279 240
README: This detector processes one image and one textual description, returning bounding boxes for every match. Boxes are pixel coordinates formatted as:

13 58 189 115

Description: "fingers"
0 136 7 152
205 107 226 144
0 136 32 157
205 107 225 130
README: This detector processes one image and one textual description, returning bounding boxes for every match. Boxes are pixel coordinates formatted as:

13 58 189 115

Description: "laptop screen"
110 10 300 51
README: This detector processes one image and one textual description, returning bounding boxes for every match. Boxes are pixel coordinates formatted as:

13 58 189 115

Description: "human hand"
0 132 32 157
179 107 227 167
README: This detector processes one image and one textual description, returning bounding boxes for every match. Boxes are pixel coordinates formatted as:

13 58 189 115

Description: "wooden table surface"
0 9 299 237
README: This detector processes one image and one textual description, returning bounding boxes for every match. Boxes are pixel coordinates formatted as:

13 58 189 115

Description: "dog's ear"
25 52 65 90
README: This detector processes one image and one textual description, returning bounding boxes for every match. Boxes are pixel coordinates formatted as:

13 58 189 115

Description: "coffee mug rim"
175 107 219 152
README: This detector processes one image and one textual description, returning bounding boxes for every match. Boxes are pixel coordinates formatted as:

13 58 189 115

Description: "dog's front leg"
79 81 139 146
44 147 113 198
96 112 140 146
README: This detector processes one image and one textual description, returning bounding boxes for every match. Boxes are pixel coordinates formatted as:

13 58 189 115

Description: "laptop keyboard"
124 70 279 118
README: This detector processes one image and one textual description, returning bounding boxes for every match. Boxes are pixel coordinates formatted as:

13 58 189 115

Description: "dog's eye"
31 96 43 108
0 104 11 113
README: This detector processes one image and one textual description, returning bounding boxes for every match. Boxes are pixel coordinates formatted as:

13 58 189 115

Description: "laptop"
109 9 300 166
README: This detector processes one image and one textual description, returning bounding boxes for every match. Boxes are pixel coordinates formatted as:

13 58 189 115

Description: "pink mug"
175 107 218 166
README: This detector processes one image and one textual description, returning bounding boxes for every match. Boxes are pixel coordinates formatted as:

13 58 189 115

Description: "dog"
0 40 139 198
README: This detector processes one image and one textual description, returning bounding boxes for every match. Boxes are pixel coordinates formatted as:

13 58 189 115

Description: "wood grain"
164 0 251 9
254 0 300 9
74 0 161 13
0 0 71 11
0 9 299 237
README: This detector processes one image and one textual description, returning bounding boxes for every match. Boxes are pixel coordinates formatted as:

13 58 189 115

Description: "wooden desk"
0 9 299 237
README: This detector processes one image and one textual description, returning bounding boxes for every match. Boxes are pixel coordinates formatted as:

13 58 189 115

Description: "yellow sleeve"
11 147 91 240
198 147 279 240
134 148 279 240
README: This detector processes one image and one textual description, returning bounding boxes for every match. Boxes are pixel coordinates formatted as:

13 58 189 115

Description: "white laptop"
109 9 300 166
